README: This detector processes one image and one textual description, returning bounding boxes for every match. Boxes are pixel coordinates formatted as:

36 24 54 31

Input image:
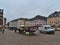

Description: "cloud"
0 0 60 22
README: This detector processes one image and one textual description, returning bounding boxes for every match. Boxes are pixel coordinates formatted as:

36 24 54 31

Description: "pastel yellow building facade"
47 11 60 30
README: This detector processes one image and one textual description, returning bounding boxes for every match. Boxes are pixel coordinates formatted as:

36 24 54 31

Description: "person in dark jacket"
2 28 5 34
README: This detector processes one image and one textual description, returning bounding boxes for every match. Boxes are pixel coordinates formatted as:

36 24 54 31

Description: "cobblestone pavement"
0 30 60 45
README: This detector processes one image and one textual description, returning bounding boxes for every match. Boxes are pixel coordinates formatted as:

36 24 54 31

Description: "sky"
0 0 60 22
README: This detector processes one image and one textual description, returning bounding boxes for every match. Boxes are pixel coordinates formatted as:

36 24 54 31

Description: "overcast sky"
0 0 60 22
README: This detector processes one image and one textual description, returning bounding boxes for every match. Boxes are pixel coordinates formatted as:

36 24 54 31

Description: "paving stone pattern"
0 30 60 45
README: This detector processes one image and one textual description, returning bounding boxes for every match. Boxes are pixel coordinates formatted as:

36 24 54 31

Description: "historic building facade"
17 18 28 29
0 9 6 29
47 11 60 30
8 15 47 30
0 9 3 25
3 18 6 26
8 18 28 29
9 20 18 27
30 15 47 27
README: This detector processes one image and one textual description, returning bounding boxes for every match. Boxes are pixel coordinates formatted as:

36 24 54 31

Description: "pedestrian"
15 29 17 32
2 27 5 34
14 28 17 32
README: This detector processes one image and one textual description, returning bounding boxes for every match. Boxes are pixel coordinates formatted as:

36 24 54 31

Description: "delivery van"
38 25 55 34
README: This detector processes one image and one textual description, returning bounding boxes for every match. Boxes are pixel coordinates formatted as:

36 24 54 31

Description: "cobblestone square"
0 30 60 45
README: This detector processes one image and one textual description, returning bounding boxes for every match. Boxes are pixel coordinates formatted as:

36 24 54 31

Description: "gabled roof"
8 15 47 23
30 15 47 21
9 18 29 23
48 11 60 18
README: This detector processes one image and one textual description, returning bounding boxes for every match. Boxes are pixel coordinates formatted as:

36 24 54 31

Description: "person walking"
2 27 5 34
